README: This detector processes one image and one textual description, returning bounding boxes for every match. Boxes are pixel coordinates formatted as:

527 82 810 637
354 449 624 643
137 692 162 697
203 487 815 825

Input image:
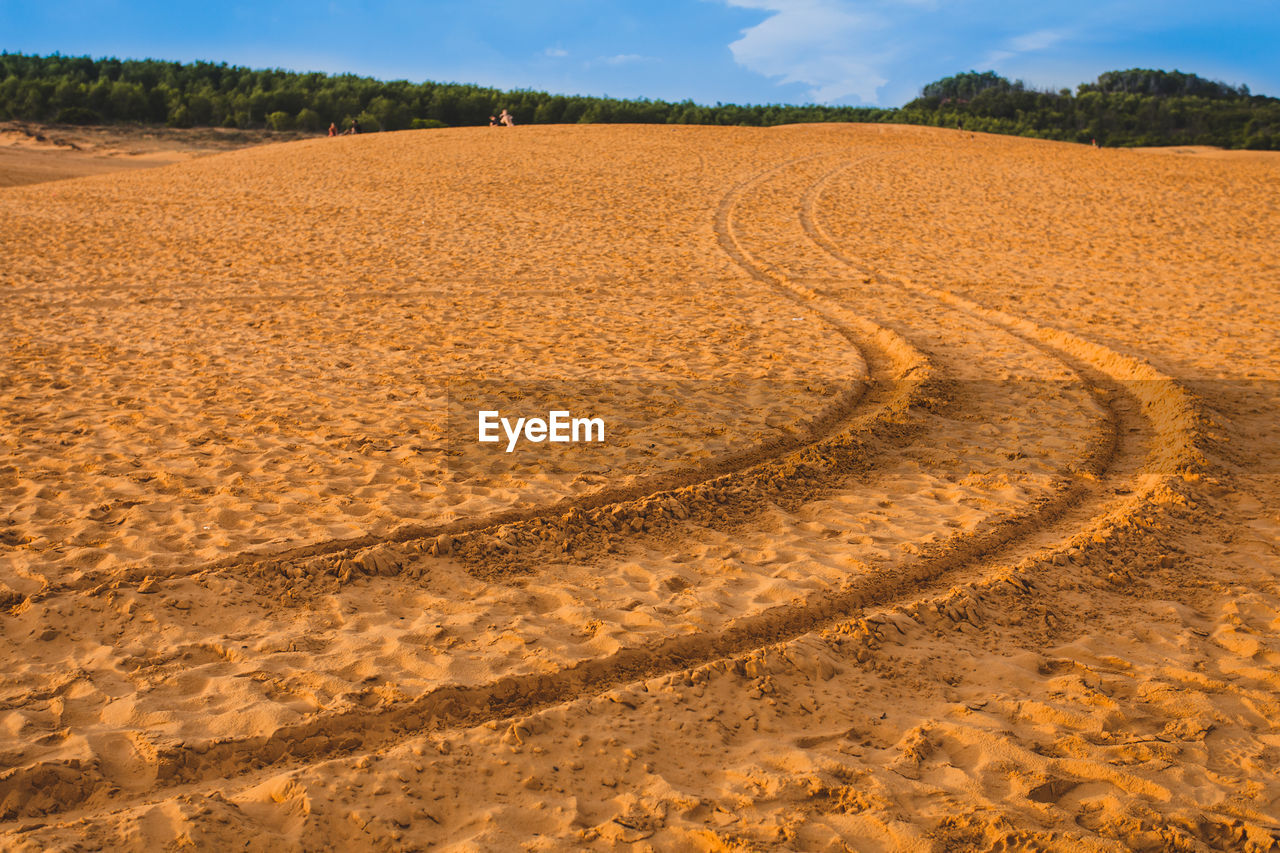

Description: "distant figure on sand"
489 115 501 127
500 109 515 127
328 122 337 137
345 119 361 135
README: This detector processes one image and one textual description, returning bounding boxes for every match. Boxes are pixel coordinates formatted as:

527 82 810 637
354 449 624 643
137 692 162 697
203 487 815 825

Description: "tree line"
1 53 1275 149
905 70 1277 149
0 52 892 132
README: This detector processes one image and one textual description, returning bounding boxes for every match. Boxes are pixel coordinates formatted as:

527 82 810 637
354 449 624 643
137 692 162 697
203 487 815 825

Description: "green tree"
265 110 294 130
366 95 408 130
167 103 191 127
109 81 147 121
295 107 321 131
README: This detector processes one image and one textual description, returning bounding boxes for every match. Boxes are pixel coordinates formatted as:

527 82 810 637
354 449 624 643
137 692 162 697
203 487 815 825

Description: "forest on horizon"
1 52 1277 149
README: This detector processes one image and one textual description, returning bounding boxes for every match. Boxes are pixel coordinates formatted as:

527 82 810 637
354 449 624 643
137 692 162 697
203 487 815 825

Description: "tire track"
14 351 879 604
791 154 1205 628
12 159 916 606
800 156 1201 499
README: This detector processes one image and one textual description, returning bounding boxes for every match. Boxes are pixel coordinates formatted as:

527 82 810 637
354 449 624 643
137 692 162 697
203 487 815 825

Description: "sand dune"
0 124 1277 850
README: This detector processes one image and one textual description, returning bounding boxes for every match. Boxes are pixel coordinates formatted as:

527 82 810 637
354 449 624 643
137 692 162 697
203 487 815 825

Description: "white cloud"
983 26 1071 69
599 54 653 66
722 0 895 103
1009 28 1065 53
719 1 1088 105
544 47 568 58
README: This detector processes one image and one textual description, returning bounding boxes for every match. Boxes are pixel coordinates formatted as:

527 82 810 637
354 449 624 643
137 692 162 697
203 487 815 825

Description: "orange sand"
0 124 1277 850
0 122 313 188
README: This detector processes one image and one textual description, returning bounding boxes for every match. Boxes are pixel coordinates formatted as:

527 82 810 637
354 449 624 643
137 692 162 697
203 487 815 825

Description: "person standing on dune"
500 109 515 127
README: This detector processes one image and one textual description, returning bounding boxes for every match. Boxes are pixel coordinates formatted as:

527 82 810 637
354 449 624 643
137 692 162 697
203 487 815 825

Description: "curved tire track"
12 159 916 606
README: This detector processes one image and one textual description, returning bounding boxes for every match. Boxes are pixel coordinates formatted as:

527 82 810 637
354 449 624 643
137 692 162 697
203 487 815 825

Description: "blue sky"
2 0 1277 106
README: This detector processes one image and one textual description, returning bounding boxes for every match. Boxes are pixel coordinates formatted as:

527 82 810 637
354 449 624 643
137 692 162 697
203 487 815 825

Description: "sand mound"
1 123 1277 850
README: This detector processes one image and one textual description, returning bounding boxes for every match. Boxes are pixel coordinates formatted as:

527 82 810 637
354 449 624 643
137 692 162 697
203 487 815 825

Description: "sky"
2 0 1277 107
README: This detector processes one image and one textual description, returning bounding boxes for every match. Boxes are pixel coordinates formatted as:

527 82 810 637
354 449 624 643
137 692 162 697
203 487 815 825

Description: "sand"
0 123 1277 851
0 122 312 188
